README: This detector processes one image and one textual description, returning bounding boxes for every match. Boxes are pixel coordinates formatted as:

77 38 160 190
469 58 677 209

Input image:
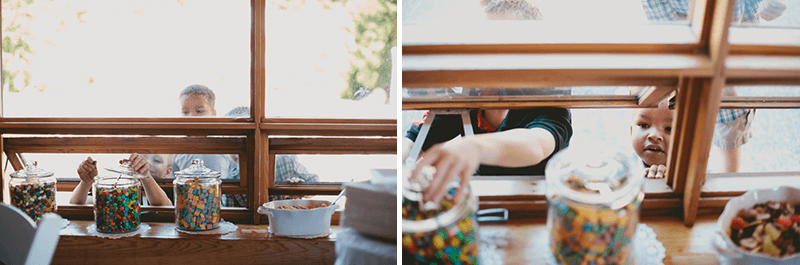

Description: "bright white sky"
2 0 396 119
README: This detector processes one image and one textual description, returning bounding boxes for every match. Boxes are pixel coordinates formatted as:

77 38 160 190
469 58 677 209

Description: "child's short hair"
180 84 216 107
481 0 543 20
225 106 249 117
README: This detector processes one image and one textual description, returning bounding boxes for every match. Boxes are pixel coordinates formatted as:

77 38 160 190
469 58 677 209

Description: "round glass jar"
545 145 645 265
93 174 141 233
9 162 57 223
173 159 222 231
401 165 479 265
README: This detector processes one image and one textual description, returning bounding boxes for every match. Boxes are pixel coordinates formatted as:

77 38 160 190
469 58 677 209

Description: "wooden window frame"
0 0 398 225
402 0 800 226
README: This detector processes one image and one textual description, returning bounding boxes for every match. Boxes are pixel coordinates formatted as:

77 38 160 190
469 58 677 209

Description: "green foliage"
2 0 35 93
339 0 397 100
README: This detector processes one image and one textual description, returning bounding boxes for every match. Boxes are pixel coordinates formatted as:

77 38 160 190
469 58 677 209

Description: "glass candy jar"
401 165 479 265
9 162 57 223
173 159 222 231
545 146 645 265
93 172 141 233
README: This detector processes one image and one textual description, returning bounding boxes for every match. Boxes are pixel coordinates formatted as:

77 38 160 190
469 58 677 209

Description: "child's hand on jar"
120 153 152 178
77 157 99 184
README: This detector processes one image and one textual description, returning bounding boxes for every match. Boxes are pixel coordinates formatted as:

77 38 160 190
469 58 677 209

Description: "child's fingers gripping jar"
9 162 57 223
545 145 645 265
93 163 142 233
401 165 480 265
173 159 221 231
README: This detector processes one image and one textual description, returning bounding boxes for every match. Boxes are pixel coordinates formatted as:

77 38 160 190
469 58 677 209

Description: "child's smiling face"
631 99 674 167
180 93 216 117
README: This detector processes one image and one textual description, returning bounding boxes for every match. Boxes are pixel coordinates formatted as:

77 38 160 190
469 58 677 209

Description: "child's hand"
77 157 99 183
758 0 787 21
645 164 667 179
120 153 151 177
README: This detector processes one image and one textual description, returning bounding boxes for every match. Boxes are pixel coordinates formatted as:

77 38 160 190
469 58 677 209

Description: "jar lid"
174 159 221 179
104 160 145 179
10 161 54 178
545 145 644 209
401 164 473 233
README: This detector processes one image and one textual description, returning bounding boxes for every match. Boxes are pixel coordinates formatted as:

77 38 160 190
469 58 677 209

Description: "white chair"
0 203 63 265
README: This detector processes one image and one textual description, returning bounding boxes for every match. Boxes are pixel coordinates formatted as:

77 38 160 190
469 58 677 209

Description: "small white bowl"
715 186 800 265
257 199 339 238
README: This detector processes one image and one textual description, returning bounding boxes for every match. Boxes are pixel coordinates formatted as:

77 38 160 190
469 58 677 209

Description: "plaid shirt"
642 0 761 23
222 155 320 207
717 109 749 123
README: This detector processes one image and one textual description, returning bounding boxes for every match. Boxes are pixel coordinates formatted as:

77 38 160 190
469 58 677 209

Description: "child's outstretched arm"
69 157 98 204
124 153 173 206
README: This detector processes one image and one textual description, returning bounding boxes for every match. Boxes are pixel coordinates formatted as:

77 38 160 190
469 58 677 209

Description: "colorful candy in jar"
176 177 221 230
549 196 639 265
173 159 222 231
402 179 479 265
9 162 57 223
10 182 57 223
94 182 140 233
545 146 644 265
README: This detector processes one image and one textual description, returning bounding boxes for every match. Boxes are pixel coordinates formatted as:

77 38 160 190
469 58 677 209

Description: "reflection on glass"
265 0 397 119
403 86 639 101
1 1 250 117
404 0 673 25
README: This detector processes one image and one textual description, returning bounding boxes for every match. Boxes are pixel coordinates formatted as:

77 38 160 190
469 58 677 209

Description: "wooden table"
479 214 722 265
56 214 723 264
54 221 341 264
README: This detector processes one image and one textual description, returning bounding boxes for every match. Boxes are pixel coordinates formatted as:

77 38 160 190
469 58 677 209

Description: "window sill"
54 220 341 264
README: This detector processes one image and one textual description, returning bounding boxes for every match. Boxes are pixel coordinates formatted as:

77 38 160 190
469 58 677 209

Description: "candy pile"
402 187 478 264
176 177 221 231
549 197 639 265
276 203 327 210
94 185 140 233
9 182 56 223
728 201 800 257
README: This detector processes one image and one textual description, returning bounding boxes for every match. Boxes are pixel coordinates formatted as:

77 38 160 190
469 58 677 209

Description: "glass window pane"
730 0 800 28
1 1 250 117
265 0 398 119
273 154 396 185
404 0 671 24
17 153 242 207
708 86 800 173
403 0 697 45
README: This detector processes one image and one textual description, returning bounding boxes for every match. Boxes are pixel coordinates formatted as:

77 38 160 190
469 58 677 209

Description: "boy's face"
181 93 216 117
631 99 674 167
144 154 173 179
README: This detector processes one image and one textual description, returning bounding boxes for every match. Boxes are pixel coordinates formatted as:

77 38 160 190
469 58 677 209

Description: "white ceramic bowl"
715 186 800 265
257 199 339 238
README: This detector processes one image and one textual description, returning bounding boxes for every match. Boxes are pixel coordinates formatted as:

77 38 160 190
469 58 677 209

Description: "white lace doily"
269 226 331 239
175 220 238 235
59 218 71 229
86 223 151 239
533 223 666 265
